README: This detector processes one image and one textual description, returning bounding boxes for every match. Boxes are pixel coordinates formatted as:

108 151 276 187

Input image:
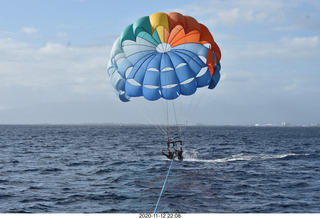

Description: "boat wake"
182 152 309 163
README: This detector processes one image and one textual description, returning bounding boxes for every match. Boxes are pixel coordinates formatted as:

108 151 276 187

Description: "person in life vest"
175 146 183 160
161 140 183 160
161 147 174 159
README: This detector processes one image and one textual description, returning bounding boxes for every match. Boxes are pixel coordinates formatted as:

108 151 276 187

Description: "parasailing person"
161 139 183 160
161 148 174 159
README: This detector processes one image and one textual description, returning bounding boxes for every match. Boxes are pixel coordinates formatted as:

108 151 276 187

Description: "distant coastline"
1 123 320 127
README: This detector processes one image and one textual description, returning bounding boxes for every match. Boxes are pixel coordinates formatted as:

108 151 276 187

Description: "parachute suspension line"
175 97 186 138
178 98 184 137
154 157 174 213
132 97 168 138
160 99 169 141
185 93 195 123
188 87 209 122
153 92 168 138
171 99 181 138
165 99 170 140
135 106 167 138
175 91 197 136
181 87 209 134
144 100 168 137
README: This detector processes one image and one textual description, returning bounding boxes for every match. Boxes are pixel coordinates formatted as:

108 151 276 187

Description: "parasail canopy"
107 12 221 102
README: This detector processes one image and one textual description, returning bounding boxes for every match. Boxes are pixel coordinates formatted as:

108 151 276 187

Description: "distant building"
281 122 291 126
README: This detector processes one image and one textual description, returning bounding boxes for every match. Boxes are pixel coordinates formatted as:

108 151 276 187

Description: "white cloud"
222 35 320 64
281 36 319 48
283 82 297 92
173 0 287 27
0 106 11 110
39 42 68 55
57 32 67 37
173 0 320 35
0 38 113 107
21 26 37 34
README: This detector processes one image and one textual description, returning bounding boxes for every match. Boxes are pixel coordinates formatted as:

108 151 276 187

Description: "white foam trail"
182 153 308 163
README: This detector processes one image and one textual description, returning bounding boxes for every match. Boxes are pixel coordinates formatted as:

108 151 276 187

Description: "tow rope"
153 157 174 213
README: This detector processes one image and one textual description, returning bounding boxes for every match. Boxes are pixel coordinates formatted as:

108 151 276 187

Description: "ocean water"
0 125 319 213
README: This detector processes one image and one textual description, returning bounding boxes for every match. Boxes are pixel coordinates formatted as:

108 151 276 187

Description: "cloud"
221 35 320 67
281 36 319 48
174 0 320 34
39 42 68 55
57 32 67 37
21 26 37 34
0 38 113 108
173 0 286 27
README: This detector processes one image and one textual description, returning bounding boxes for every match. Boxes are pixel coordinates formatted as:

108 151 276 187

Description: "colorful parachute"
107 12 221 102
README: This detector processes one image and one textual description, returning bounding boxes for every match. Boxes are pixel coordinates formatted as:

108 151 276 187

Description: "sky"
0 0 320 125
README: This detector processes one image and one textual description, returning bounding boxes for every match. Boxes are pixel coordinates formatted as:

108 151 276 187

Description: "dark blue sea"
0 125 319 213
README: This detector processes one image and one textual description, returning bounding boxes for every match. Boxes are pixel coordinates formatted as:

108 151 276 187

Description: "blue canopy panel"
142 84 161 100
125 53 156 97
172 49 211 87
117 51 157 79
109 69 130 102
142 57 161 100
160 53 174 71
117 58 133 78
180 78 197 95
114 89 130 102
107 37 124 78
113 53 126 69
160 69 179 86
147 53 162 69
107 62 116 78
122 38 156 57
196 67 211 87
208 62 221 89
143 53 182 100
166 52 194 81
167 51 197 96
143 67 161 86
172 43 208 60
125 79 142 97
118 37 156 79
160 68 180 100
127 53 155 83
161 85 181 100
116 76 126 91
